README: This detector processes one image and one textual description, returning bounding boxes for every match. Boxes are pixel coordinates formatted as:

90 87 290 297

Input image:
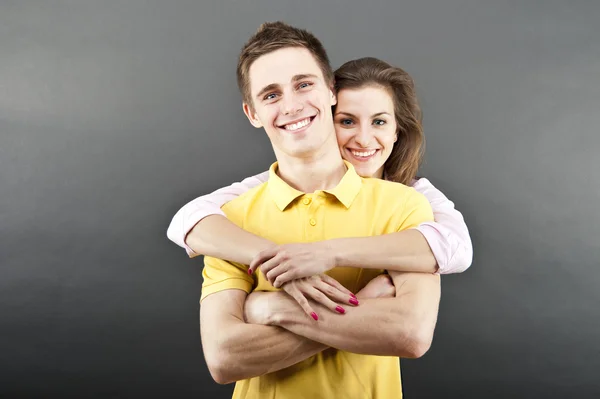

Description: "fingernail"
350 293 357 299
349 298 359 306
248 268 253 275
335 306 346 314
311 312 319 321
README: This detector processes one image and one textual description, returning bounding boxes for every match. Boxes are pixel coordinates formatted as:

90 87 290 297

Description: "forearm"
187 215 273 264
267 273 440 358
210 320 327 383
268 298 412 357
201 289 328 384
330 229 438 273
208 274 401 383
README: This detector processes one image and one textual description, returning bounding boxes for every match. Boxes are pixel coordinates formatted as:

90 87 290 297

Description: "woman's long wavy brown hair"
334 57 424 185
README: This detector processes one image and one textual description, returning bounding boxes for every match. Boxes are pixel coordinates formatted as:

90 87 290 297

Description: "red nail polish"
350 293 357 299
335 306 346 314
248 268 253 275
349 298 359 306
311 312 319 321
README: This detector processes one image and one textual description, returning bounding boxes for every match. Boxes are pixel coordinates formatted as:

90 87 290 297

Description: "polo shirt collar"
267 160 362 211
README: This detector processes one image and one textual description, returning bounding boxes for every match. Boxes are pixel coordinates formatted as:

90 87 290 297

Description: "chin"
352 165 376 179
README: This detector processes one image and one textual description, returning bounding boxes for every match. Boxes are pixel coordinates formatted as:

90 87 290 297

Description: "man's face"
243 47 337 159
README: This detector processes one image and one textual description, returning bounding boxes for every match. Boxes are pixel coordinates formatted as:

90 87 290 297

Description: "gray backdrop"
1 1 599 398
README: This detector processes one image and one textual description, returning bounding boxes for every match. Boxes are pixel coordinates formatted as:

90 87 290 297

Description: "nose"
353 124 372 148
281 92 303 115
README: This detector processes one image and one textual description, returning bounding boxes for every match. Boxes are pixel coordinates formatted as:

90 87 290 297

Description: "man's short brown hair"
237 21 334 109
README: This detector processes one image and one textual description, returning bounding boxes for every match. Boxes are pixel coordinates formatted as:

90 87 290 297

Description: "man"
198 22 440 398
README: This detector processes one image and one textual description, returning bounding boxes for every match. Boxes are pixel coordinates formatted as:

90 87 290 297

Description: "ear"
243 102 263 128
393 134 398 143
329 82 337 106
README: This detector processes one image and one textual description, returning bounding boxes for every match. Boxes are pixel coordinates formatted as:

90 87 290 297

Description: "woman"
168 57 472 317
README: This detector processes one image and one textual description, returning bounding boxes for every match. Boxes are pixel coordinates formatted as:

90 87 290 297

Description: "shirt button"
303 198 311 205
309 218 317 226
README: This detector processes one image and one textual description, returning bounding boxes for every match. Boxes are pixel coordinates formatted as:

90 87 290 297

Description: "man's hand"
244 274 359 323
243 291 273 325
356 273 396 299
248 242 337 287
244 272 396 327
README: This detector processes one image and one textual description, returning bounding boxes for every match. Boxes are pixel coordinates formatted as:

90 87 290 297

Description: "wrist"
249 239 277 264
327 238 347 268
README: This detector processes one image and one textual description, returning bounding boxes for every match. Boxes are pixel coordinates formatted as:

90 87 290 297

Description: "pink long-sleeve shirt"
167 172 473 274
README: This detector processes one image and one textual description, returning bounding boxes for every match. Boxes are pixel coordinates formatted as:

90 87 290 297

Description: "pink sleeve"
410 178 473 274
166 171 269 257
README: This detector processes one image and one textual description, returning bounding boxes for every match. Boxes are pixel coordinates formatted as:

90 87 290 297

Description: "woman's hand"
248 242 337 288
243 273 396 325
280 274 359 321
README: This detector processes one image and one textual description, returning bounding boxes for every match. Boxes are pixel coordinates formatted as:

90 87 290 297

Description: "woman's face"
334 86 398 179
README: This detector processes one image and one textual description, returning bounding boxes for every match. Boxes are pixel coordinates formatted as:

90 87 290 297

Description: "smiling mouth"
278 116 316 132
346 148 380 161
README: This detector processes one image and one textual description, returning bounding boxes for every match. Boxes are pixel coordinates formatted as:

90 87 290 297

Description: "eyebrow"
335 111 392 118
292 73 319 82
255 74 320 100
255 83 279 101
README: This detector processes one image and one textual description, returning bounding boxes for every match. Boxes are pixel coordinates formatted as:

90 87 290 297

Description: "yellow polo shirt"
201 161 433 399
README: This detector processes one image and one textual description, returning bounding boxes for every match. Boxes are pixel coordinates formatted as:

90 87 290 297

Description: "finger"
273 270 296 288
314 280 359 306
302 285 346 315
265 262 292 285
258 253 285 277
319 274 356 298
249 247 277 274
284 284 319 321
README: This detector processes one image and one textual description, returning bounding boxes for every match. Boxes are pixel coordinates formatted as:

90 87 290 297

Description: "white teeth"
351 150 377 157
284 118 311 131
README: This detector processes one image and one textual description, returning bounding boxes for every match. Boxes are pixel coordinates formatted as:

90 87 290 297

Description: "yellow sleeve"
396 189 434 231
200 256 255 302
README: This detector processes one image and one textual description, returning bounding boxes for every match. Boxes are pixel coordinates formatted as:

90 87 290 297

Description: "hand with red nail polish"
247 242 337 288
279 274 357 320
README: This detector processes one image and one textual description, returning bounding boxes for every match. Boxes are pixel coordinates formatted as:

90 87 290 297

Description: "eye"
339 118 354 126
297 81 313 90
373 119 386 126
264 93 278 101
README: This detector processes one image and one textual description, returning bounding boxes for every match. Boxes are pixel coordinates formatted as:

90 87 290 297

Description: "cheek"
334 129 353 147
380 129 397 150
260 107 279 124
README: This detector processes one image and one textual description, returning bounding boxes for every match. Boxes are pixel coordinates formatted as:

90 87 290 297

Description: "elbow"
458 235 474 272
209 368 234 385
206 359 236 385
205 351 238 385
404 332 434 359
444 244 474 274
392 327 434 359
388 309 437 358
455 247 474 274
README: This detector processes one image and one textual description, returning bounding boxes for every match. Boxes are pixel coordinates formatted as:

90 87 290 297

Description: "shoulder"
361 177 428 204
360 177 434 229
221 181 269 218
411 177 451 204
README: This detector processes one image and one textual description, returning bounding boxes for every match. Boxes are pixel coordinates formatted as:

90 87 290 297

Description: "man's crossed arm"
200 272 440 384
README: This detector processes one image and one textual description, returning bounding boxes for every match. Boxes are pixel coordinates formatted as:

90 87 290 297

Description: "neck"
275 135 347 193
